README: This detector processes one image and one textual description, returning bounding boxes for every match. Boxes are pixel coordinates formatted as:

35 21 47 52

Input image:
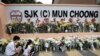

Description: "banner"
7 4 100 23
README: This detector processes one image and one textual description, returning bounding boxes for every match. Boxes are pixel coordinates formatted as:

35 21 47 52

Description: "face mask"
15 40 20 43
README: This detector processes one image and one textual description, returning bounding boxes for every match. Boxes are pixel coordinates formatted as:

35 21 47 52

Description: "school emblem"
10 10 22 23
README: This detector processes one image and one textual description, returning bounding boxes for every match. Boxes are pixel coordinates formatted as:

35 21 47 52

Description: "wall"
11 32 100 39
0 3 9 38
0 18 1 37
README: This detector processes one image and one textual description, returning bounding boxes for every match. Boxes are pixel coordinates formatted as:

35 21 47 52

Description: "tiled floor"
1 49 100 56
39 50 100 56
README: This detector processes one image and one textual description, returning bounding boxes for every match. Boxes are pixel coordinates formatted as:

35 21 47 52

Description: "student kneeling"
5 36 21 56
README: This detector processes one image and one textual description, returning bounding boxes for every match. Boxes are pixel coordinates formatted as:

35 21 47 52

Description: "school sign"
6 4 100 23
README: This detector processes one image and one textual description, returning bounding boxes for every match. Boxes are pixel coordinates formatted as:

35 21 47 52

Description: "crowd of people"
6 18 100 34
0 36 100 56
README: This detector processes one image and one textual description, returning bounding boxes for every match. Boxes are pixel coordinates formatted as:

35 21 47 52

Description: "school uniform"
5 41 16 56
23 45 32 56
45 42 49 52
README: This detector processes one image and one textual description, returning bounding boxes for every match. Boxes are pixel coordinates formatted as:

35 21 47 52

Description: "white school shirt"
5 41 16 56
23 45 32 56
45 42 49 48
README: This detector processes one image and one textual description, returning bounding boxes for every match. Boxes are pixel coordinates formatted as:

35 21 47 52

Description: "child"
45 41 49 52
23 39 33 56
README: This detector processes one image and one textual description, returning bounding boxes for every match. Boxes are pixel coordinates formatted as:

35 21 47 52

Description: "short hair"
13 36 20 41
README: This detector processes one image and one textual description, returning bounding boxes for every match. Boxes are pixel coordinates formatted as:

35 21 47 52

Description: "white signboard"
7 4 100 23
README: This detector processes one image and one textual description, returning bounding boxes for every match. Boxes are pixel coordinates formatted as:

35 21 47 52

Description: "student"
5 36 20 56
33 38 40 52
23 39 33 56
44 41 49 52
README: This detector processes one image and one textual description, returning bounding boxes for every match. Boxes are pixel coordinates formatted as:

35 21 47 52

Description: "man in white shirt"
5 36 20 56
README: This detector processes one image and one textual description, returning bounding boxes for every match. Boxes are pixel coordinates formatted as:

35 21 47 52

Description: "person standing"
26 18 33 33
33 38 40 52
44 41 49 52
35 18 40 33
84 19 89 32
68 18 73 32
